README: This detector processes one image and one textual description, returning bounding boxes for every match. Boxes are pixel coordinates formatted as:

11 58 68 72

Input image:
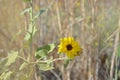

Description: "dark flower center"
66 44 73 50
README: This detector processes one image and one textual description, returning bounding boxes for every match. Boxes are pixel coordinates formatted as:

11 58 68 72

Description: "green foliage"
35 43 55 59
21 7 32 15
24 8 47 41
19 62 28 70
38 62 54 71
24 26 37 41
33 9 47 21
5 51 18 66
64 59 72 68
24 32 31 41
0 71 13 80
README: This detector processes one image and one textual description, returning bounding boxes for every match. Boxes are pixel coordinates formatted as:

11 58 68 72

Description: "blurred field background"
0 0 120 80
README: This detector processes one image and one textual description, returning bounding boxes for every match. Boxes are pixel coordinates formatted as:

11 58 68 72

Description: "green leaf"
24 32 31 41
19 62 28 70
21 7 31 15
5 51 18 66
33 9 47 21
31 26 37 36
19 74 28 80
28 24 33 33
64 59 72 68
0 71 13 80
35 43 55 59
38 63 54 71
24 25 37 41
35 49 48 59
40 43 55 53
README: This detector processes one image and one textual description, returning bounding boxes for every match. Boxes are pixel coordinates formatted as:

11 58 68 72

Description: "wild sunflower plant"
58 37 82 59
35 36 82 71
0 0 83 79
35 37 82 61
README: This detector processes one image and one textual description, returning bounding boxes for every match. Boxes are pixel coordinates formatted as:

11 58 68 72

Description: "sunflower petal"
58 37 82 59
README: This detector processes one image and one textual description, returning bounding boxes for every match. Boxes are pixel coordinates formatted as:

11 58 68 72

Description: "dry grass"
0 0 120 80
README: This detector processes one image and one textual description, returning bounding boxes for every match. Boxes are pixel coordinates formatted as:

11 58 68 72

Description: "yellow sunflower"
58 37 82 59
